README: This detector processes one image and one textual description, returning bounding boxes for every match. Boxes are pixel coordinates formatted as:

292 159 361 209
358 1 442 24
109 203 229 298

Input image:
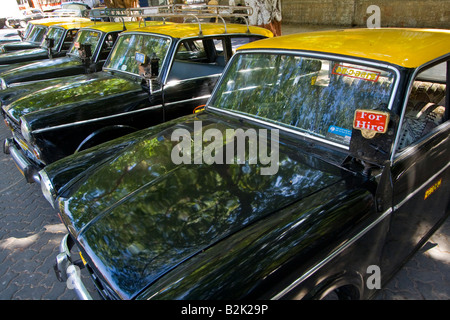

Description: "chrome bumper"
54 234 93 300
3 138 40 183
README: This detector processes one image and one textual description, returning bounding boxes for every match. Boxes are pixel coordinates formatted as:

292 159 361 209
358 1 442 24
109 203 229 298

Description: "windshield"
210 53 396 147
104 33 171 76
23 23 34 39
26 25 48 43
42 27 65 49
68 29 101 57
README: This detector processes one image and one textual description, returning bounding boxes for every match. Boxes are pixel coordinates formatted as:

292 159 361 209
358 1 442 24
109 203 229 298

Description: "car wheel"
320 285 359 300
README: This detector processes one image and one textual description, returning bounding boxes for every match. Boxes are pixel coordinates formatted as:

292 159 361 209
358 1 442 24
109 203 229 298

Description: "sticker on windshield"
326 125 352 144
121 64 127 71
332 64 380 82
353 109 390 139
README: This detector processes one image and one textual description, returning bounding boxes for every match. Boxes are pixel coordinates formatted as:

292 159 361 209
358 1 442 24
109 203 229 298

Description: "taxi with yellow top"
0 17 91 54
0 20 98 69
0 21 143 87
37 28 448 300
1 18 272 186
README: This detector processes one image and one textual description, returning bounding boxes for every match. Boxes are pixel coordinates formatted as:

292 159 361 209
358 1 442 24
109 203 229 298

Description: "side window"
229 36 264 54
62 29 78 51
98 32 118 61
396 61 447 151
174 39 208 62
168 38 225 81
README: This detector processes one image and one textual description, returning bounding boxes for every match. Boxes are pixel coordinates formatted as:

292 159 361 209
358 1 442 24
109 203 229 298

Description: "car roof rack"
44 11 81 18
87 4 253 35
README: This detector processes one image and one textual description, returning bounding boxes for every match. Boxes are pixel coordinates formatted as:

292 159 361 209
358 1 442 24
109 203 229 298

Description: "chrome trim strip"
32 104 163 134
271 207 393 300
32 94 211 134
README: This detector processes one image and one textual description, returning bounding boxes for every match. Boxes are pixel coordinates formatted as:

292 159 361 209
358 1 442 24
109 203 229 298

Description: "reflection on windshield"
26 25 47 43
104 34 171 76
43 27 65 49
23 23 34 39
68 30 101 57
211 53 395 146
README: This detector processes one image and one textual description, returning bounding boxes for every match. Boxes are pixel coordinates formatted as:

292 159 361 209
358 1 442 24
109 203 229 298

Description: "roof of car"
50 21 101 30
80 20 169 33
29 17 91 27
122 22 274 39
237 28 450 68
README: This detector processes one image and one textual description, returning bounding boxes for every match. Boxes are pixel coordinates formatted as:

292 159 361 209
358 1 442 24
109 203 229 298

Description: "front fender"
75 125 138 153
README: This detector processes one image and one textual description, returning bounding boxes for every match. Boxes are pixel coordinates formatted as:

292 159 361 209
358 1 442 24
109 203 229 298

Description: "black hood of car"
50 111 354 299
2 71 143 124
0 41 42 56
0 56 83 86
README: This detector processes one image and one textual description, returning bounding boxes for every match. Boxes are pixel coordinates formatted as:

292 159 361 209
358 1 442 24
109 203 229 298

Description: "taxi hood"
48 111 350 299
0 56 82 87
2 71 142 123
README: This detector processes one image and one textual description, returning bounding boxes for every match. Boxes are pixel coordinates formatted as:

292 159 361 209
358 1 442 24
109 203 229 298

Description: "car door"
381 59 450 277
162 36 226 121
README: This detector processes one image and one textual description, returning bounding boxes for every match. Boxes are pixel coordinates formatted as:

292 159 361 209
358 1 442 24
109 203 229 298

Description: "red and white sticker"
333 64 380 82
74 42 80 49
353 109 390 139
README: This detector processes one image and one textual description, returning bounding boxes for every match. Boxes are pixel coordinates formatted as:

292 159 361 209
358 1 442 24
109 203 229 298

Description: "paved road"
0 120 448 300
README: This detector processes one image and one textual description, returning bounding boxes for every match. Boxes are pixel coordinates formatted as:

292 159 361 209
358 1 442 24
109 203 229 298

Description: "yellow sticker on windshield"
333 64 380 82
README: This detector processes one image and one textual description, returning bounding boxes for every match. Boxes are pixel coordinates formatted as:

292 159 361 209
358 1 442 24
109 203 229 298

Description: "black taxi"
40 28 448 300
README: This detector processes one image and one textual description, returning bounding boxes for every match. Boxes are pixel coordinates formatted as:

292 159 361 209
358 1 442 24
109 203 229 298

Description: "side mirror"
18 30 24 41
76 42 92 64
45 36 55 58
136 52 160 80
349 108 399 165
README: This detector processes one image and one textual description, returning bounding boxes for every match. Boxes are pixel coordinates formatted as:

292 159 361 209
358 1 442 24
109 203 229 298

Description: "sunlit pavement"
0 24 449 300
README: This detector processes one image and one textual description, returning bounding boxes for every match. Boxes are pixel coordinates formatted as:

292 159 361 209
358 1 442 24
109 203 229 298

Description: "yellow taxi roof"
123 23 274 39
29 17 91 27
50 21 101 30
238 28 450 68
83 20 170 33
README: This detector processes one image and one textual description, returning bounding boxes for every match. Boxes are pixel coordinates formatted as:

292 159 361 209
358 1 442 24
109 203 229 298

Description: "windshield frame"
42 26 66 50
25 25 48 44
66 28 104 60
102 32 173 78
207 49 401 150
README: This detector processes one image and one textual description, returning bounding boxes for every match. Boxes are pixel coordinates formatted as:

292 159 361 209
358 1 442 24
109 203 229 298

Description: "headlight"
20 117 32 142
0 78 7 90
39 170 56 208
